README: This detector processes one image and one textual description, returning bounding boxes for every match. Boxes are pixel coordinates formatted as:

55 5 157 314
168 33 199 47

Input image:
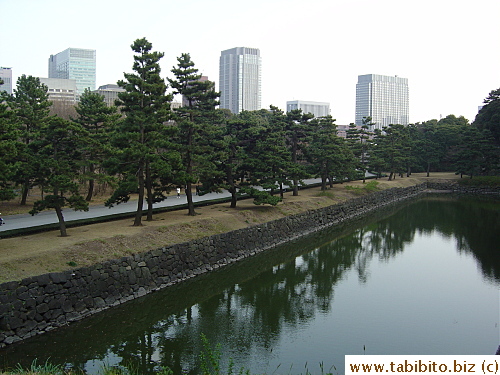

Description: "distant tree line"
1 38 499 236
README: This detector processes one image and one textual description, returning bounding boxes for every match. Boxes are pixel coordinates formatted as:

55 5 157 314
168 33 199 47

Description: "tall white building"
48 48 96 99
286 100 330 118
355 74 409 129
219 47 261 114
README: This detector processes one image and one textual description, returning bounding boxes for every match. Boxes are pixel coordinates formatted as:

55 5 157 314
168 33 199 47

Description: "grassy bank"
0 173 463 283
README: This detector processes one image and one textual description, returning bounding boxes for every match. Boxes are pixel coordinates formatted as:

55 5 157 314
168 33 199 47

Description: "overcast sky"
2 0 499 124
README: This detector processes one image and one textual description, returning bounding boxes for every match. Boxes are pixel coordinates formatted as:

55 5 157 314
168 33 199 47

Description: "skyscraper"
355 74 409 129
48 48 96 99
219 47 261 114
0 67 13 94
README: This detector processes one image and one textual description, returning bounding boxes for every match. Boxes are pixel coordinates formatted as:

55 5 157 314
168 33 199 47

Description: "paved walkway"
0 179 325 235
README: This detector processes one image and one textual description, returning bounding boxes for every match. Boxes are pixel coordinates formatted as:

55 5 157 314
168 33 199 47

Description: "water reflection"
1 196 498 373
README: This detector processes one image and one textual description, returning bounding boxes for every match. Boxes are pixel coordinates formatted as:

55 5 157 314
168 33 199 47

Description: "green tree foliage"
307 116 356 189
240 106 291 203
285 109 314 195
370 124 409 180
168 53 220 215
7 75 52 205
106 38 174 226
414 121 442 177
454 127 499 177
201 109 253 208
224 109 283 207
0 90 22 200
346 117 373 183
29 116 89 237
473 88 500 146
73 88 120 201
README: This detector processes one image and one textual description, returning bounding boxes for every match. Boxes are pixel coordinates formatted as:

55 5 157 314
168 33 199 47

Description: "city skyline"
2 0 499 125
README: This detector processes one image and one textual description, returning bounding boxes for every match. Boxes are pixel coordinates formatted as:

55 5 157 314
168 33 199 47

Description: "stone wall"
0 182 497 347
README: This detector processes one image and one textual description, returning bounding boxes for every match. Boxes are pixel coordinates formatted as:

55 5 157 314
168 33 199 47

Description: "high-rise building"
286 100 330 118
0 67 13 94
219 47 261 114
48 48 96 99
355 74 409 129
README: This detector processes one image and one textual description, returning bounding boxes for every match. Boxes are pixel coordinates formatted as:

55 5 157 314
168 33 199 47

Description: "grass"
344 180 380 195
316 191 336 199
3 337 338 375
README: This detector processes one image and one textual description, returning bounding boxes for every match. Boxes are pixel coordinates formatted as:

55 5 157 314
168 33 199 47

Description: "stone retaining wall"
1 181 497 347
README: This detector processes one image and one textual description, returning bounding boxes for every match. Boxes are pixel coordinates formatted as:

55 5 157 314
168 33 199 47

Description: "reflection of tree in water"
409 197 500 281
104 196 500 373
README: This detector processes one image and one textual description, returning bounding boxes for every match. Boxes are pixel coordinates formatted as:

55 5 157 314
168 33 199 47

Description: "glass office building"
219 47 261 114
48 48 96 99
355 74 409 130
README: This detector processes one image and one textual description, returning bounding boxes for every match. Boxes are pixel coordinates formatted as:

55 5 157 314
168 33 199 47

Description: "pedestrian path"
0 179 325 236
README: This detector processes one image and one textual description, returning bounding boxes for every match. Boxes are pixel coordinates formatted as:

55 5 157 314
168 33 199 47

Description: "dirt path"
0 173 460 283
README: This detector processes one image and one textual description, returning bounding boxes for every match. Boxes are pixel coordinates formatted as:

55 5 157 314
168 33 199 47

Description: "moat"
1 195 499 374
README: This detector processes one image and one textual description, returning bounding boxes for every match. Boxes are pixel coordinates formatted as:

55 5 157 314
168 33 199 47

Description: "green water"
1 196 499 374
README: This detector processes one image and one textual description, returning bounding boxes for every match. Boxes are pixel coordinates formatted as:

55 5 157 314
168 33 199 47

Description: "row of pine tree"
1 38 499 236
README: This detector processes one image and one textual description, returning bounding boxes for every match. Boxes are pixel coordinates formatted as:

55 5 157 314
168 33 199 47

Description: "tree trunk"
292 133 299 196
86 164 95 201
55 205 67 237
186 181 195 216
186 125 196 216
321 171 327 191
426 162 431 177
145 161 154 221
86 179 94 201
226 162 237 208
230 189 237 208
134 163 145 226
20 182 29 205
361 150 366 183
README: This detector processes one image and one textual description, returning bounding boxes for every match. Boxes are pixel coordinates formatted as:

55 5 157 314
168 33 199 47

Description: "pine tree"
241 106 290 202
73 88 120 201
7 75 52 205
307 116 356 189
105 38 173 226
0 90 22 201
346 117 373 183
168 53 220 216
285 109 314 195
29 117 88 237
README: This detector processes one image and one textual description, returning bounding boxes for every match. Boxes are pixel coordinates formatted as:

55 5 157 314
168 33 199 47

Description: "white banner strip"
346 355 499 374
